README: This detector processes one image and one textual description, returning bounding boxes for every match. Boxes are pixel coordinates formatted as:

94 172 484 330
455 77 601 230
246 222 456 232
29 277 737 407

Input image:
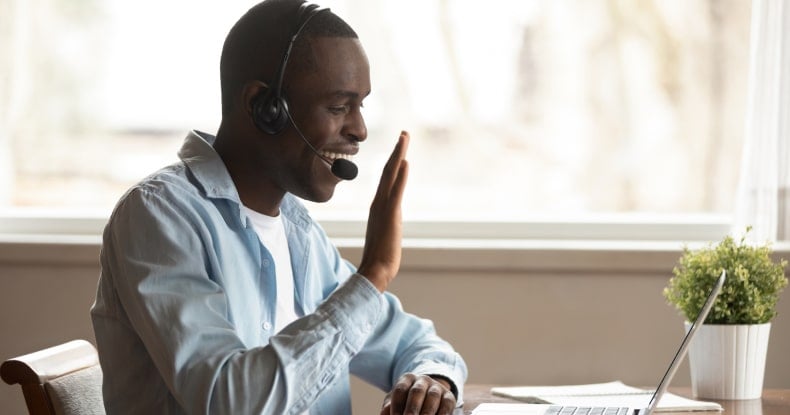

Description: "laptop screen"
643 270 727 414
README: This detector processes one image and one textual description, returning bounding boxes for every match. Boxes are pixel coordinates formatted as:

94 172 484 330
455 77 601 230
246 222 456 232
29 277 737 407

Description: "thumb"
380 392 392 415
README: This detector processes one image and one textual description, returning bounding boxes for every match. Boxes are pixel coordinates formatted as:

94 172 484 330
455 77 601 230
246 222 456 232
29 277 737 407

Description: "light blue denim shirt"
91 131 467 415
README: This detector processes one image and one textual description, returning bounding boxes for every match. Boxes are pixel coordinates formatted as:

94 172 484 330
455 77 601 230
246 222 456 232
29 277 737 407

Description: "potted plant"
663 229 788 400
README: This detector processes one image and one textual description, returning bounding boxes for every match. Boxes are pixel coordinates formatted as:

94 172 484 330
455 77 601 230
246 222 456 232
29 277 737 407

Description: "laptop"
471 270 727 415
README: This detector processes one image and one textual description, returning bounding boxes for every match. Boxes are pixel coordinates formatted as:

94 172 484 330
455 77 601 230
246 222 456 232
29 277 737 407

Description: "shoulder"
106 162 214 232
115 163 192 207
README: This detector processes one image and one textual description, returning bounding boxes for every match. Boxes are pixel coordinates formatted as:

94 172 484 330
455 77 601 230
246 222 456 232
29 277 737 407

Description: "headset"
249 2 359 180
251 2 329 135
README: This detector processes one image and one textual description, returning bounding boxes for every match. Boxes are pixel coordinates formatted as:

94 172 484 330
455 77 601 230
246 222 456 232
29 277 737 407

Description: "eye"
328 105 350 115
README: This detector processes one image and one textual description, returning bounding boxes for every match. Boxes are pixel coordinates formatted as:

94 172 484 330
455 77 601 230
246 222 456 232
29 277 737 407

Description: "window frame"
6 210 790 275
0 210 732 242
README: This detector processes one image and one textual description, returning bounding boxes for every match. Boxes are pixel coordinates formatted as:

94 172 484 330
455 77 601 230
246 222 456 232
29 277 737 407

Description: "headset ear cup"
252 88 290 135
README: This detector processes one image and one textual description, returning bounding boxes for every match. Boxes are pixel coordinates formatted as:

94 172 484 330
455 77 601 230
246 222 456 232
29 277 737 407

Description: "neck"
214 121 285 216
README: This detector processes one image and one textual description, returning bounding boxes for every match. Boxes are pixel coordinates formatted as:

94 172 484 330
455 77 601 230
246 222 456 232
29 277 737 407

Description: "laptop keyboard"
546 406 631 415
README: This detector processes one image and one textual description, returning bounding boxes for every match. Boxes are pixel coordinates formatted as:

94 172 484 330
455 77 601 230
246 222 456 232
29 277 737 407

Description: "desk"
460 385 790 415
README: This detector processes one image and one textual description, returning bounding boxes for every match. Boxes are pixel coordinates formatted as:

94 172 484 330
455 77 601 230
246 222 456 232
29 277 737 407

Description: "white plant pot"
685 322 771 400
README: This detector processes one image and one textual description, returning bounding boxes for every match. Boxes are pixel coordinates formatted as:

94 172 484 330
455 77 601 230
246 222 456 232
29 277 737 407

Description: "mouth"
319 150 355 163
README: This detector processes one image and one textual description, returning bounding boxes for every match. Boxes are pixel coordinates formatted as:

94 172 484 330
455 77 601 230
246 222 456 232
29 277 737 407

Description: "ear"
242 80 270 117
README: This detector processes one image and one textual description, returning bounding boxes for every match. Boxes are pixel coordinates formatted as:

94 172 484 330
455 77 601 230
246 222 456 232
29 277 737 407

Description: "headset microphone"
285 110 359 181
331 158 358 181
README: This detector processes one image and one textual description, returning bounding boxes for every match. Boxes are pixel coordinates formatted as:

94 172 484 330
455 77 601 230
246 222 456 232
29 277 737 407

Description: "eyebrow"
327 90 371 100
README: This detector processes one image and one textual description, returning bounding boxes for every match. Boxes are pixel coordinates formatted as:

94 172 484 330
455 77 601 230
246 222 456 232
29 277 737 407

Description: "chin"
311 191 334 203
298 184 336 204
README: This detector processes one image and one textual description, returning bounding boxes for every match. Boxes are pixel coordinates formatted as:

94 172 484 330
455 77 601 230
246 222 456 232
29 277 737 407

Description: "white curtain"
733 0 790 243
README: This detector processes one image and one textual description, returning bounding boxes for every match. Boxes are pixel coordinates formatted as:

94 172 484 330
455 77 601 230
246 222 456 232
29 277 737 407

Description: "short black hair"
219 0 358 116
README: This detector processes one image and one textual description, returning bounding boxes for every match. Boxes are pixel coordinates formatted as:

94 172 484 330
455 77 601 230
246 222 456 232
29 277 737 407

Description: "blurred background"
0 0 750 221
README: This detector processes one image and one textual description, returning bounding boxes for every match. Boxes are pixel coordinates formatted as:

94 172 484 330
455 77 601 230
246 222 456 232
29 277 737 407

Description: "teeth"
320 151 352 161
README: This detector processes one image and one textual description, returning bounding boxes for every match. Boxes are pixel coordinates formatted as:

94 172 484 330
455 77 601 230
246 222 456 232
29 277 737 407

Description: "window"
0 0 751 232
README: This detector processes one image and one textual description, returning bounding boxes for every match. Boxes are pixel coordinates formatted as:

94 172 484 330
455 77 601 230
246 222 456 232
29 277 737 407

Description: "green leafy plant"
664 229 788 324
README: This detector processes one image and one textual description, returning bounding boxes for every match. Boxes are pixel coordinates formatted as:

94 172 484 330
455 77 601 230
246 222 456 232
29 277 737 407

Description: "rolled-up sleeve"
348 288 468 406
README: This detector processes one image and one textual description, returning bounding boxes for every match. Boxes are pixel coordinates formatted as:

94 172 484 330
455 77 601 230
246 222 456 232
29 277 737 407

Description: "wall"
1 241 788 414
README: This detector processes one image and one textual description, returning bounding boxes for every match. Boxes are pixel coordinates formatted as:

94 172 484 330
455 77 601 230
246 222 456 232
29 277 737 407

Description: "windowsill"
336 238 790 273
3 211 786 272
3 232 787 273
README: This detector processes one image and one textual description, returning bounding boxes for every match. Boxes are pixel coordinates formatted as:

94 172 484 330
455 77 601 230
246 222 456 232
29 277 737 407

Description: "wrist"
428 374 458 399
356 266 388 292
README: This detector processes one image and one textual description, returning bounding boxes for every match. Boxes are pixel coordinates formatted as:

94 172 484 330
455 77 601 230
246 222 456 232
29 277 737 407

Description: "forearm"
111 266 381 414
349 291 468 404
208 274 384 413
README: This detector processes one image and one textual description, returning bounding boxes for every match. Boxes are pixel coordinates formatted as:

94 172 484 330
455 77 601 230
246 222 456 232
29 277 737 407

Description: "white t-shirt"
241 206 299 333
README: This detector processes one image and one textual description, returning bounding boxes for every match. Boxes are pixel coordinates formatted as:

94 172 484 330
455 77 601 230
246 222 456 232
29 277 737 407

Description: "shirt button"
262 321 272 331
262 259 270 267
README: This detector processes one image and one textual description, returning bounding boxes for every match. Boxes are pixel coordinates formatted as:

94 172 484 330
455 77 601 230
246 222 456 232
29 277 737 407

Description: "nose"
343 107 367 142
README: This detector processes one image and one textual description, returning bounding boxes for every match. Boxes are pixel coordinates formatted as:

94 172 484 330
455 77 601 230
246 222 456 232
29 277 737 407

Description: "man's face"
274 36 371 203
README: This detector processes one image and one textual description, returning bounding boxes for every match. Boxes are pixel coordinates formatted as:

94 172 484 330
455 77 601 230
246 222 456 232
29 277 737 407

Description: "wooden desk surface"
460 385 790 415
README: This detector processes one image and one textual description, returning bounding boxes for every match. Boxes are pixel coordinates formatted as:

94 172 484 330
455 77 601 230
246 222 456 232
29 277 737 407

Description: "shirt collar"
178 130 313 232
178 130 240 202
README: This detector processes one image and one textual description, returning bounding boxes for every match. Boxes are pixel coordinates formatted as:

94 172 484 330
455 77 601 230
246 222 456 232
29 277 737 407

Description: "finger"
417 383 445 415
381 391 392 413
378 132 408 199
403 376 431 415
378 131 410 198
387 131 410 169
389 375 416 414
388 160 409 210
437 389 456 415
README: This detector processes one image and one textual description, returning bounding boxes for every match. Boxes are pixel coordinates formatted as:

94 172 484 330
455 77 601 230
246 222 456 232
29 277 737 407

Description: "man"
90 0 467 414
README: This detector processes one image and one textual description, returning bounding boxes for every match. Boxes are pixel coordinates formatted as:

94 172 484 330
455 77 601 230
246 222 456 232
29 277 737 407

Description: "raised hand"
357 131 410 293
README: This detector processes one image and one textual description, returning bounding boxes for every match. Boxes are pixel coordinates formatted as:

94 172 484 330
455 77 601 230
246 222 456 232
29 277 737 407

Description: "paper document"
491 381 722 412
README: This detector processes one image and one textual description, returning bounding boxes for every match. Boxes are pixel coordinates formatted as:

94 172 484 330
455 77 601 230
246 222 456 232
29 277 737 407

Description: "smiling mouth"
319 151 354 162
